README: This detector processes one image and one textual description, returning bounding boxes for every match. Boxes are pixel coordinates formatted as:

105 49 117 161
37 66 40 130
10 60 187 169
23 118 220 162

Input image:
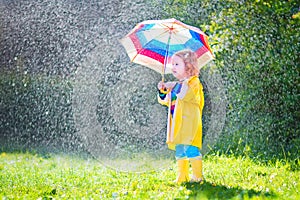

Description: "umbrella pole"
162 31 172 83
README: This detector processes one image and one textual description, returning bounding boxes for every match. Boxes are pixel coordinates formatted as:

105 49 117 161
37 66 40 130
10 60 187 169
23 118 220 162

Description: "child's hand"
164 82 176 89
157 81 176 90
157 81 165 90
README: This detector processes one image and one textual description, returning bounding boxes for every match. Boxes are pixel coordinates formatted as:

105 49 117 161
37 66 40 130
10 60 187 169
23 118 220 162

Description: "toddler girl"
157 50 204 184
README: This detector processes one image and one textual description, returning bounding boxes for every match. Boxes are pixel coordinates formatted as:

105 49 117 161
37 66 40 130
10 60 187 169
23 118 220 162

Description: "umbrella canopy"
120 18 214 75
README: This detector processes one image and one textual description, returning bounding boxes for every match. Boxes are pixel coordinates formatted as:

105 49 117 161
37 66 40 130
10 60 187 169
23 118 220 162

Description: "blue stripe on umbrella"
135 31 148 47
147 39 167 49
189 29 201 41
141 40 167 56
139 23 156 31
145 42 190 58
168 44 186 55
184 38 204 52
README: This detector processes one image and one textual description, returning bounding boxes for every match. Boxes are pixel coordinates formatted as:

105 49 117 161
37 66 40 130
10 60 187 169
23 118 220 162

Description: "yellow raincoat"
158 76 204 150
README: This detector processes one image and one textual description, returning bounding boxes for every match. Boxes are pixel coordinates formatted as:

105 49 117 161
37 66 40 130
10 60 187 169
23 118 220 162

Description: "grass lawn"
0 152 299 199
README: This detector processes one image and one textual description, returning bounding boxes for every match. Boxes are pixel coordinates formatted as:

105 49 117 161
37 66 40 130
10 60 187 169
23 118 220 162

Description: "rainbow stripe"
170 83 182 117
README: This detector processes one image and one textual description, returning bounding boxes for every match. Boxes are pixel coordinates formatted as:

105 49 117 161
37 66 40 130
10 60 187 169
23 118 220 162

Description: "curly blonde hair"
173 50 199 76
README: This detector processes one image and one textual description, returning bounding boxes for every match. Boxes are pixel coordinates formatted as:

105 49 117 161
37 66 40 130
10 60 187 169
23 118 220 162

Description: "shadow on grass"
181 181 276 200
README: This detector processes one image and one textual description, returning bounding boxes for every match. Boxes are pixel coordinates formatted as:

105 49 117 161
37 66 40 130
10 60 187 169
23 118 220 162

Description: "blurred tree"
162 0 300 163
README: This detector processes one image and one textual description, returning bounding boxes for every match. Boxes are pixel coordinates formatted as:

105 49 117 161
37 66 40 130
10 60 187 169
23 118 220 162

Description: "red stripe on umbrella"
195 46 209 57
200 34 212 54
140 49 165 64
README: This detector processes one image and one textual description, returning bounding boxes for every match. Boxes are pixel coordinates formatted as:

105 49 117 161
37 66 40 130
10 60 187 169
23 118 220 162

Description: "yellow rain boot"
175 159 190 184
190 158 203 183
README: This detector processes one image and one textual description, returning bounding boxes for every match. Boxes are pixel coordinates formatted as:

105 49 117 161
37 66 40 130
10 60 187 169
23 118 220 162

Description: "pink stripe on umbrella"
129 33 142 51
195 46 209 57
140 49 165 64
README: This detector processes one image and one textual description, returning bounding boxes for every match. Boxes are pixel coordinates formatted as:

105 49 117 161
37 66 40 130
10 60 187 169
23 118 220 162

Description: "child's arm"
176 81 189 99
157 81 174 106
176 78 203 106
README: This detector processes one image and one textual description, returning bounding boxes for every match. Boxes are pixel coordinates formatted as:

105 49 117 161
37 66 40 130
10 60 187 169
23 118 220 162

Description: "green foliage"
162 0 300 162
0 152 299 199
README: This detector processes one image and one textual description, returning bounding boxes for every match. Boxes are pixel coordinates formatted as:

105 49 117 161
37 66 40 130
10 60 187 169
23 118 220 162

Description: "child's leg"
186 145 203 182
175 158 190 184
190 156 203 182
175 145 189 184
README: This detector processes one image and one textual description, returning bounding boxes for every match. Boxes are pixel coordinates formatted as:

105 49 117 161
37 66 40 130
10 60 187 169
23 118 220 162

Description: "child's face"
171 55 187 80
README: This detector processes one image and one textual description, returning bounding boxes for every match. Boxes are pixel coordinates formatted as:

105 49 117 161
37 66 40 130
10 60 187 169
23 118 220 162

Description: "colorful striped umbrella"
120 18 214 80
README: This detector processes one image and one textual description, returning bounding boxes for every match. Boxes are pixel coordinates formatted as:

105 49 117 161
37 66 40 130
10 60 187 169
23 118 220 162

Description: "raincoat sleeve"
157 89 170 106
176 77 204 110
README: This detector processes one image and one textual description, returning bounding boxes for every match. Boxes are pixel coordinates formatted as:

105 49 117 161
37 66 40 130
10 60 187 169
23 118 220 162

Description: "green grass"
0 152 299 199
